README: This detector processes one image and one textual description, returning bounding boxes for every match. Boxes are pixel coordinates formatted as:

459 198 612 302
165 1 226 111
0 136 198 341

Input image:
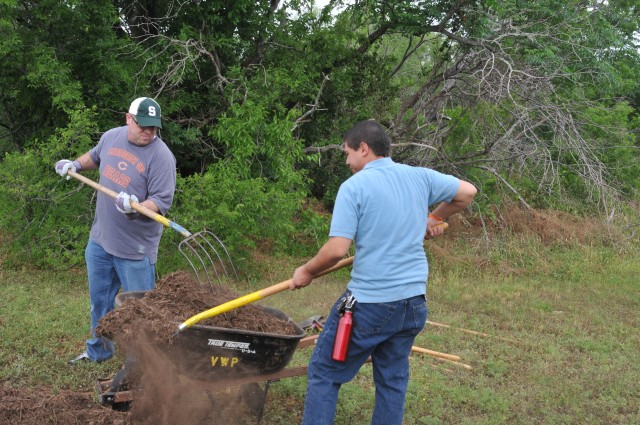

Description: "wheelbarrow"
116 290 306 377
96 290 312 422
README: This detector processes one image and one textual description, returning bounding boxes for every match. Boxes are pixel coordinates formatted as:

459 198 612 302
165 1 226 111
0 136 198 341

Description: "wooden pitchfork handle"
67 170 192 237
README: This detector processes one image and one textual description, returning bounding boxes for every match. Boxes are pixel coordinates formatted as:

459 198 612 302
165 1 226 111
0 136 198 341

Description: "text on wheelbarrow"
208 339 256 354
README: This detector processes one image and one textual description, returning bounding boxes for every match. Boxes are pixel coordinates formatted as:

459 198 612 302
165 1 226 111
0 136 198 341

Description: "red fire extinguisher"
332 294 356 362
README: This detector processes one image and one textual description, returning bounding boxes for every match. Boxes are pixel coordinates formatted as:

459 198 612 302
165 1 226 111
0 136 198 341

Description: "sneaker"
68 351 93 365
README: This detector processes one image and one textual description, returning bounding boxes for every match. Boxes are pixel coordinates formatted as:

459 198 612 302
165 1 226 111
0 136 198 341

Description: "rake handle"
178 256 355 331
67 170 191 237
427 320 518 343
295 315 465 363
299 335 463 363
411 346 460 362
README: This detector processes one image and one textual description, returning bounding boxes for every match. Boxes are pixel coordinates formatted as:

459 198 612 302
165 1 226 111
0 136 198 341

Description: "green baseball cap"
128 97 162 128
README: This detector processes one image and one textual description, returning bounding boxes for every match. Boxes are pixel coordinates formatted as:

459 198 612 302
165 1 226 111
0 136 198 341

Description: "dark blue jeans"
84 239 155 361
302 292 428 425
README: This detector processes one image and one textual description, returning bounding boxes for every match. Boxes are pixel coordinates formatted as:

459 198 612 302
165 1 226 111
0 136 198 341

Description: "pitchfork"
66 170 237 289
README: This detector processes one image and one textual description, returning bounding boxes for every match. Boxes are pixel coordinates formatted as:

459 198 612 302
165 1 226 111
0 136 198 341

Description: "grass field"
1 212 639 424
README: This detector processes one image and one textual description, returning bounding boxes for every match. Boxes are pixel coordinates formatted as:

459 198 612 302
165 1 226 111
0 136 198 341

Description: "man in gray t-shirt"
55 97 176 364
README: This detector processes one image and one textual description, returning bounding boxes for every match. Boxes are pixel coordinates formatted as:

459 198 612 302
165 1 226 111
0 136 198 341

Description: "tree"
1 0 639 269
302 0 640 213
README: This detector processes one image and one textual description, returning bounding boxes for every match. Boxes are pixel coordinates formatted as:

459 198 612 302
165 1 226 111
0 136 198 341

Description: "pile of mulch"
0 379 261 425
96 270 299 344
0 381 129 424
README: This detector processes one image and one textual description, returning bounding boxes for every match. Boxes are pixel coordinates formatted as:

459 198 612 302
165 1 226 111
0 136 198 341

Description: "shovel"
178 256 355 332
66 170 236 288
178 221 449 332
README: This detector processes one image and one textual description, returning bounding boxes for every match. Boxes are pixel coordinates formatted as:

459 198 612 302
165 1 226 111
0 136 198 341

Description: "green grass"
0 268 120 389
1 241 639 424
256 246 640 425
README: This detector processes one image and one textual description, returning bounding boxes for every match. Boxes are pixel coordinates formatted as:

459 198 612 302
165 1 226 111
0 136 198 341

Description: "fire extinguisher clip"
345 294 356 310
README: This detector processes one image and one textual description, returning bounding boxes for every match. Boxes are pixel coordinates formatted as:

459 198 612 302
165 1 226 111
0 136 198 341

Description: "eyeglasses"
130 115 158 133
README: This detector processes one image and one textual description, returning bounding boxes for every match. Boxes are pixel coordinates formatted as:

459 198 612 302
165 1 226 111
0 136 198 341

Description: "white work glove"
54 159 82 180
115 192 140 219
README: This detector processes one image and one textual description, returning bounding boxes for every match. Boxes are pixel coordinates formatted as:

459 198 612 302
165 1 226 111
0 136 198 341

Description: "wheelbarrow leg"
255 381 274 425
236 381 272 425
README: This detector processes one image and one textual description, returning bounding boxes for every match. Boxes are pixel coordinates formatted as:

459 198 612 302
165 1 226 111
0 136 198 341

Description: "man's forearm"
139 199 159 213
431 199 470 220
75 152 97 171
301 237 352 276
431 180 477 220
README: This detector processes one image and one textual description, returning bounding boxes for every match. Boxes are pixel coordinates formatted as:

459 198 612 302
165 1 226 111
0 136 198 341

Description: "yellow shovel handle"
178 256 355 331
178 220 451 331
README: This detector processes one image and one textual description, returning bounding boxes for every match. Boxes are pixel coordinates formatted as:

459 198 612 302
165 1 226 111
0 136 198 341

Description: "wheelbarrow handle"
178 256 355 331
67 170 192 237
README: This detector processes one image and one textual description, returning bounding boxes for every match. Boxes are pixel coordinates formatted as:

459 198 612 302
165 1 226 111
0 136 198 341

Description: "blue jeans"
84 239 155 362
302 292 427 425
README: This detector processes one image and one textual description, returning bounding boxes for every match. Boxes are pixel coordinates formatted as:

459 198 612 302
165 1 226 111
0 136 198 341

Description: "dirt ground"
0 382 129 424
0 271 302 425
0 380 260 425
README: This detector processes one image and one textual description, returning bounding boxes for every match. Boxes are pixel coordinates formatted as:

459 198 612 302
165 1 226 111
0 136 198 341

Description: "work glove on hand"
54 159 82 180
115 192 140 220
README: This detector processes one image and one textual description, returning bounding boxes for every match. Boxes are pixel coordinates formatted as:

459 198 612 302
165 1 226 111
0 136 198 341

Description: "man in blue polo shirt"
291 119 477 425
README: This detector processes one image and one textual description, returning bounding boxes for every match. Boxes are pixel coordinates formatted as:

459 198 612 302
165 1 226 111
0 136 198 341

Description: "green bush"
171 162 311 254
0 103 331 272
0 107 98 268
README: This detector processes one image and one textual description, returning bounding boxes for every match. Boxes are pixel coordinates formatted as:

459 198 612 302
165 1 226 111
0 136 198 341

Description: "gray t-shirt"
88 126 176 263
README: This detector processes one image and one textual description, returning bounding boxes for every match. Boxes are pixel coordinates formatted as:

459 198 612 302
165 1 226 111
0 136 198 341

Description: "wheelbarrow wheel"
106 361 142 412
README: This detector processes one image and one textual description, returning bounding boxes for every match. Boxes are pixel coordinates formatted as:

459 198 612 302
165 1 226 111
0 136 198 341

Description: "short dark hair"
343 120 391 157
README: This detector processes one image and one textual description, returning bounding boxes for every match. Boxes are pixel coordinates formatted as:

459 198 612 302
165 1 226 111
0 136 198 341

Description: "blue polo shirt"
329 157 459 303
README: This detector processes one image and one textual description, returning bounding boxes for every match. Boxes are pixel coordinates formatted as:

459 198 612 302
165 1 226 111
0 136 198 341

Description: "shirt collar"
363 157 393 170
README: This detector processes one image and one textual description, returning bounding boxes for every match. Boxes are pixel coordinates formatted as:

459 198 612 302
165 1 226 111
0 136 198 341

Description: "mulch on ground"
0 381 129 425
1 271 304 424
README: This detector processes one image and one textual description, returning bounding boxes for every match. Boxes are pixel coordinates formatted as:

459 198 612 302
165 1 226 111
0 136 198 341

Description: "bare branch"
304 143 342 154
479 166 532 210
382 4 627 212
291 74 331 131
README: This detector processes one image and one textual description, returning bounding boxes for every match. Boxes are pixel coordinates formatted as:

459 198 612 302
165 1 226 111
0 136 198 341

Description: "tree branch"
291 74 331 131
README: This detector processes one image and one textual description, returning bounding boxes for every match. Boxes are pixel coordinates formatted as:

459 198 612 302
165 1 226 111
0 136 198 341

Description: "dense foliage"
1 0 638 269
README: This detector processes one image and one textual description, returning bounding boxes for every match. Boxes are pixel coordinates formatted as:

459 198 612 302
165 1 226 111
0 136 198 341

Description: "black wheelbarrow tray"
97 257 354 396
97 290 315 411
112 290 307 380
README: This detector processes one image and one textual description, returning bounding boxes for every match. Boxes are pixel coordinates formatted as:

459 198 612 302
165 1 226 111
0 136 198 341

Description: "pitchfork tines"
178 230 238 290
